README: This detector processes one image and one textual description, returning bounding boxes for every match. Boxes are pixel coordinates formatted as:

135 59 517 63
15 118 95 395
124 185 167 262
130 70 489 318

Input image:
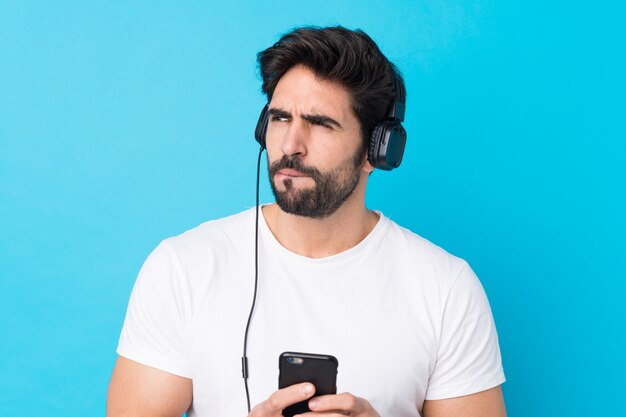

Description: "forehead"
270 65 356 122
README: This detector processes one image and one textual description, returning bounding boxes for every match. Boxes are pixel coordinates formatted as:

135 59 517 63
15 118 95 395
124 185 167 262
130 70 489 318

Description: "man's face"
265 65 368 219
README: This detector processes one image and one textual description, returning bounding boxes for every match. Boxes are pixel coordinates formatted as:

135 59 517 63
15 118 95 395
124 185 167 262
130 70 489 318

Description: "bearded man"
107 26 506 417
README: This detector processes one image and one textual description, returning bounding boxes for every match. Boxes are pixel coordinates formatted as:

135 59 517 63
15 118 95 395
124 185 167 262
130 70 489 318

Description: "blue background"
1 1 624 416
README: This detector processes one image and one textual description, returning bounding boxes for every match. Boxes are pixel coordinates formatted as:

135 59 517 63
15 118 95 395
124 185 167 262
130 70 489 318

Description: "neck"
262 182 379 258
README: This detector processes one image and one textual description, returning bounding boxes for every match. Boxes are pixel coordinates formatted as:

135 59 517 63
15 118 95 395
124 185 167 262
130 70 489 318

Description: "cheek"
322 141 364 169
311 139 349 165
263 132 279 155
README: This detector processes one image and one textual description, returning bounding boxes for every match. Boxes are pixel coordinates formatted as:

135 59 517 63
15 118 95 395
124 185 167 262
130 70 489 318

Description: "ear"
361 157 375 174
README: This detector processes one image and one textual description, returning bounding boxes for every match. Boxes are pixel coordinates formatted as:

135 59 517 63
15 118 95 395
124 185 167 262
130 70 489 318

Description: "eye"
271 115 289 123
311 120 332 130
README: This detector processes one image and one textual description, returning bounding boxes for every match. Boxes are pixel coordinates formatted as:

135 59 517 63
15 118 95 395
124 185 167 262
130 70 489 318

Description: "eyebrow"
268 107 343 129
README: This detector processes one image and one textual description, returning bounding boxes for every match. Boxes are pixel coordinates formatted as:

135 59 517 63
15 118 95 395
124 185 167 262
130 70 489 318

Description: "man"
107 26 506 417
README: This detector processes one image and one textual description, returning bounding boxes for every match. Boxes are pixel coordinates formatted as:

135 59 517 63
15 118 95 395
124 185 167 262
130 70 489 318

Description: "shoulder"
142 208 256 284
380 216 497 337
165 208 255 254
380 215 471 292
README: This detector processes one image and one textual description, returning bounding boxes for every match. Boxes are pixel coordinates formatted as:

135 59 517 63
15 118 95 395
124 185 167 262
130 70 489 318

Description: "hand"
249 383 316 417
301 393 381 417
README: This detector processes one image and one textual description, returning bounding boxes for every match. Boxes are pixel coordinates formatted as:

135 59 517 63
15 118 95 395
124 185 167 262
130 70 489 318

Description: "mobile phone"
278 352 338 417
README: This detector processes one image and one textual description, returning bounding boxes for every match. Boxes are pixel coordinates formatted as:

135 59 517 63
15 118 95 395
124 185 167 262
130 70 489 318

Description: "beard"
268 151 364 219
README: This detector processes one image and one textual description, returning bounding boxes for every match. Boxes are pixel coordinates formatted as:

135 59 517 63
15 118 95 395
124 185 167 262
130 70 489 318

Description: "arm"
106 356 192 417
423 386 506 417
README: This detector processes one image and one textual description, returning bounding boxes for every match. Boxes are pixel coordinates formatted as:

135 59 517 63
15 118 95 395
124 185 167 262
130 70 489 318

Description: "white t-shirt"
117 207 505 417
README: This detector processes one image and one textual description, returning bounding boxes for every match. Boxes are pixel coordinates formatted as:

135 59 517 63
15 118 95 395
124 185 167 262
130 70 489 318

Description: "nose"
280 118 308 158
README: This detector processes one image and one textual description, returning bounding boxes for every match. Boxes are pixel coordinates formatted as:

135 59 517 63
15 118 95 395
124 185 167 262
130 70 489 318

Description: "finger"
308 392 366 414
296 412 348 417
260 383 316 414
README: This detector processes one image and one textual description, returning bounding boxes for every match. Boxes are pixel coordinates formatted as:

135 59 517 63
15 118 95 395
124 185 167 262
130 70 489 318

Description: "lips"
277 168 308 177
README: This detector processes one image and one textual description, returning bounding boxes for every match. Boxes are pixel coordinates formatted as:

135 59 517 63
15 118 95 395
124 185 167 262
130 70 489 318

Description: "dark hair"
257 26 405 150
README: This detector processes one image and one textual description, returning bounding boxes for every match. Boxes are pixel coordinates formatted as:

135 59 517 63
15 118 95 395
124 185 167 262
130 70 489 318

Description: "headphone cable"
242 146 264 413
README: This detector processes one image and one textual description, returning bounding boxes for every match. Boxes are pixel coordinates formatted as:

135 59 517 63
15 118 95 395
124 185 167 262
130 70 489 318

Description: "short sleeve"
116 240 194 378
425 263 505 400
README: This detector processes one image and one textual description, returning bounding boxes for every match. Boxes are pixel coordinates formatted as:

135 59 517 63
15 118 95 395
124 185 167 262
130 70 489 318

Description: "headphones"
254 76 407 171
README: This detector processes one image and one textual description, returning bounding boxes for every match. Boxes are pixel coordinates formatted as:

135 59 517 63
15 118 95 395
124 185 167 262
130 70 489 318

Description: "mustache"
268 155 322 180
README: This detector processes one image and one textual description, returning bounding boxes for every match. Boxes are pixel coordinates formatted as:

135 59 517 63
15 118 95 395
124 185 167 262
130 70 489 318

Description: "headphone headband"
388 76 405 122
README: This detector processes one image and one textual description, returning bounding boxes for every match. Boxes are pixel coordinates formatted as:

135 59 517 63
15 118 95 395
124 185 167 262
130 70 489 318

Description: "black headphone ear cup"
368 122 386 168
254 104 269 149
368 119 406 171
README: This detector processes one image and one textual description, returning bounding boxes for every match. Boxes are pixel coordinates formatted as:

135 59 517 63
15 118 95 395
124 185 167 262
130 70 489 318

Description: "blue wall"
1 1 624 416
